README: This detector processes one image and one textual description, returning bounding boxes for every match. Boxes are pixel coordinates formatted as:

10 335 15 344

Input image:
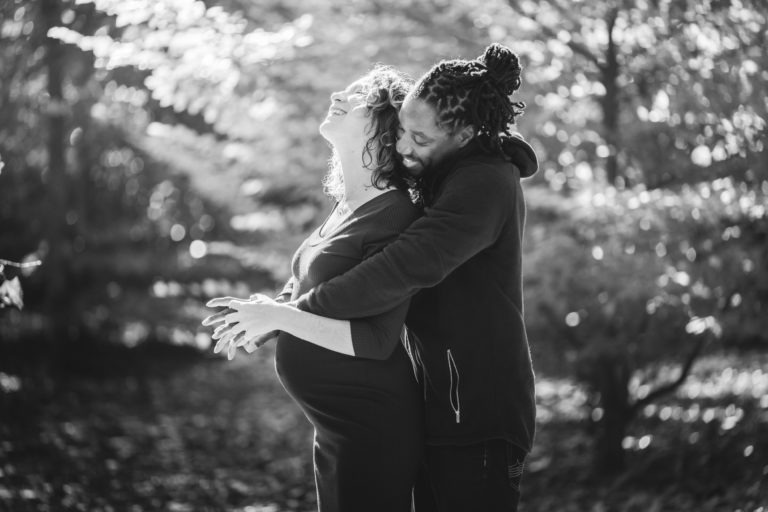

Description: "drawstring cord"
447 349 461 423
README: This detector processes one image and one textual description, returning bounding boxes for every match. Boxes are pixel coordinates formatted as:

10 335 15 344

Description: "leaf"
0 276 23 310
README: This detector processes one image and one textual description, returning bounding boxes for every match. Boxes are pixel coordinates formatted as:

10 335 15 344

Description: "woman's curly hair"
410 43 525 158
323 65 415 202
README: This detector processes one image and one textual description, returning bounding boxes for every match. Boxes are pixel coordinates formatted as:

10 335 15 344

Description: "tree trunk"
600 8 621 187
70 5 99 239
592 352 632 474
41 0 72 344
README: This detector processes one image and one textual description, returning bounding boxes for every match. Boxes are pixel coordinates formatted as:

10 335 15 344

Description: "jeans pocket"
504 443 526 492
507 459 524 491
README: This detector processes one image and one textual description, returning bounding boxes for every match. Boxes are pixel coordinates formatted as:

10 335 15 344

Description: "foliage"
526 179 767 359
523 180 767 470
0 260 42 311
0 0 289 343
50 0 312 140
493 0 768 188
0 275 23 310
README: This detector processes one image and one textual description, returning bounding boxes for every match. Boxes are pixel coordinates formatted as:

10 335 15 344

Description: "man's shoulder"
447 155 519 190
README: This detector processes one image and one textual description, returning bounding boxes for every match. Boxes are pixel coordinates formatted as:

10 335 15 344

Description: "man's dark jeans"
413 439 526 512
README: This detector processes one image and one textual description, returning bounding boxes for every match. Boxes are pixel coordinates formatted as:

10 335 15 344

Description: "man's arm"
296 164 516 319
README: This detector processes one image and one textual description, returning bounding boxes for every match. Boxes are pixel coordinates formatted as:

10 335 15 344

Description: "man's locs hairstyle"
411 43 526 157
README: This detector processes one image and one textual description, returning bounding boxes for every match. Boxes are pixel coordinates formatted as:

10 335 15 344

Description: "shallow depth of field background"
0 0 766 511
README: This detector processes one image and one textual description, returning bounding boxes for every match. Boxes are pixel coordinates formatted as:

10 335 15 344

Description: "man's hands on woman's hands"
203 294 287 360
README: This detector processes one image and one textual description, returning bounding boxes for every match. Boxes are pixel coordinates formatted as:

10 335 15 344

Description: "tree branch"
646 152 763 190
506 0 604 68
0 259 42 268
630 334 708 415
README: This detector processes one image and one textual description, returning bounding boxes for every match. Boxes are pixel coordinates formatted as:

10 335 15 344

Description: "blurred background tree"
0 0 765 509
503 0 766 188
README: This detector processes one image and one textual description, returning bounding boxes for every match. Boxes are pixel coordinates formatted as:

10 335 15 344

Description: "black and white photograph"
0 1 766 511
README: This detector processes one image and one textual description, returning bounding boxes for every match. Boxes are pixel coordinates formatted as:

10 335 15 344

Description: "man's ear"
455 125 476 148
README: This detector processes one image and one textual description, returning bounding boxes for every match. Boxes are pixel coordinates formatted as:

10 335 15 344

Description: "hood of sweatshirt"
418 133 539 205
501 133 538 178
443 133 539 179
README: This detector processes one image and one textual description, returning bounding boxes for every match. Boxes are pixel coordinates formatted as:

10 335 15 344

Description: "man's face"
396 97 466 176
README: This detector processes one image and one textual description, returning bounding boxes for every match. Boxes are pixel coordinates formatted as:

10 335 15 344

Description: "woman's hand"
222 294 286 335
207 294 356 358
203 295 283 360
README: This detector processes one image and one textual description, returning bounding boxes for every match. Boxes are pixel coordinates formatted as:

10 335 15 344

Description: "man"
293 43 538 511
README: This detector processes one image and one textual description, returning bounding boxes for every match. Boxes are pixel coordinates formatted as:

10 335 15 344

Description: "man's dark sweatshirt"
296 136 538 453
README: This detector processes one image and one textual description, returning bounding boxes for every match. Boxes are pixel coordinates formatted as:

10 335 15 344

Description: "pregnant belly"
275 334 363 404
275 334 420 423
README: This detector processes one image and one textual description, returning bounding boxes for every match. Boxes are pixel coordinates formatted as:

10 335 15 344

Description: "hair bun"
479 43 522 96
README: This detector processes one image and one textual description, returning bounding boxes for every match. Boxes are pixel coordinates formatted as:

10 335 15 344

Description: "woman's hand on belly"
214 294 357 357
205 295 284 359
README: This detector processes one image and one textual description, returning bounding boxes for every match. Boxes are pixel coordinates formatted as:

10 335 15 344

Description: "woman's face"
318 78 372 146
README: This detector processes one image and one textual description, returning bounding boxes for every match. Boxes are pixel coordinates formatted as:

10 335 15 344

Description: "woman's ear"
455 125 476 148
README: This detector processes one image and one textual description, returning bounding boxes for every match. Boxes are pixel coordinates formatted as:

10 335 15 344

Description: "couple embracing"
204 42 538 512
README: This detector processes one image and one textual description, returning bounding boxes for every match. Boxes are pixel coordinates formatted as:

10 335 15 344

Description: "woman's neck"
336 149 392 211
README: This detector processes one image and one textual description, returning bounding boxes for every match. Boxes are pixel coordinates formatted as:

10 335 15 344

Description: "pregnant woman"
206 65 422 512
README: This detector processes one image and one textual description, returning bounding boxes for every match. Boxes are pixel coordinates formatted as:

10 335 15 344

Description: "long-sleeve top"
274 189 424 512
296 137 539 451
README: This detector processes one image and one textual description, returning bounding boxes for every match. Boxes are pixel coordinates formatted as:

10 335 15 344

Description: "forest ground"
0 341 766 512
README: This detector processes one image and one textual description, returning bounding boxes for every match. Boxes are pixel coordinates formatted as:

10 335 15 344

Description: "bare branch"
630 334 708 415
647 153 763 189
0 259 43 268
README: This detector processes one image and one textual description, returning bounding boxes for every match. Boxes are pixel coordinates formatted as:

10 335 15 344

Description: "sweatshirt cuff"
349 320 392 360
294 292 312 312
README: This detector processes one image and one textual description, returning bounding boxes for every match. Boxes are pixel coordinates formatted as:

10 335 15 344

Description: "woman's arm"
211 294 409 360
221 297 355 355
